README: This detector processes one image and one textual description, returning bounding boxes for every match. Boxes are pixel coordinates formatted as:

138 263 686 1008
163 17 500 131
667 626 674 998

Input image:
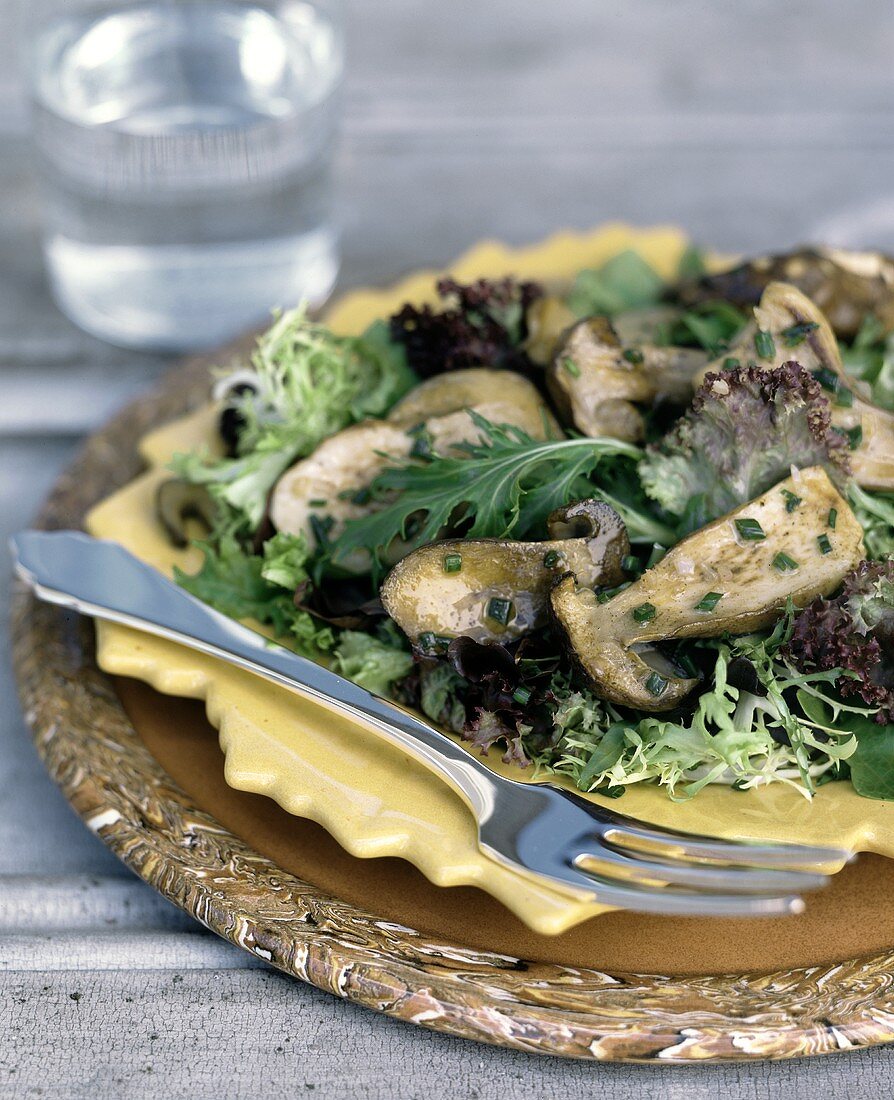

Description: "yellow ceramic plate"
87 224 894 936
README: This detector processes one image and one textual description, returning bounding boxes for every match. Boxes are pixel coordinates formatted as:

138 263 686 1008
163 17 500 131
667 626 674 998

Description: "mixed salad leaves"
162 244 894 803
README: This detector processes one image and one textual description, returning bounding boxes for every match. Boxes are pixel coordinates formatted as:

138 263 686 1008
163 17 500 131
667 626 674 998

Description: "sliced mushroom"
271 370 560 572
387 367 560 436
270 420 410 572
550 467 864 711
155 479 217 547
522 296 577 366
547 317 709 441
707 282 894 491
676 247 894 339
381 501 628 645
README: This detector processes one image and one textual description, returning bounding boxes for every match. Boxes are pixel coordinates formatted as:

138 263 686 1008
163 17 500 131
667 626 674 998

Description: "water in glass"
30 1 343 349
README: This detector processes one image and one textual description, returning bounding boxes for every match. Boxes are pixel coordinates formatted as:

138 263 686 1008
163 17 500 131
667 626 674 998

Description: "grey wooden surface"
4 1 894 1095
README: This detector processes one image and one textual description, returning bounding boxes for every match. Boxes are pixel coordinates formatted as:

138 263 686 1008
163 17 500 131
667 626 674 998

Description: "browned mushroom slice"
387 367 561 437
708 282 894 491
550 468 864 711
156 479 217 547
271 371 561 573
381 501 628 645
522 295 577 366
677 247 894 339
547 317 708 442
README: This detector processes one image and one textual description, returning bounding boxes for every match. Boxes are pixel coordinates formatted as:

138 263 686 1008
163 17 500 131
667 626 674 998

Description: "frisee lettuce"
170 308 416 533
529 631 857 801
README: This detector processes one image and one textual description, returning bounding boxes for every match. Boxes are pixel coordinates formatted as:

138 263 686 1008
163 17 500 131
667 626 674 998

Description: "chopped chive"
512 686 533 706
817 534 833 555
308 498 327 507
781 489 801 513
543 549 560 569
735 517 766 541
841 424 863 450
621 554 641 575
645 672 667 697
828 507 838 529
309 514 334 547
722 356 741 371
754 330 776 359
694 591 724 612
622 347 644 365
443 552 462 574
676 652 699 678
812 366 840 392
486 597 514 626
352 487 372 505
409 434 433 459
772 551 799 572
418 632 451 654
836 387 854 408
632 602 657 624
646 543 666 568
562 356 581 378
781 321 819 347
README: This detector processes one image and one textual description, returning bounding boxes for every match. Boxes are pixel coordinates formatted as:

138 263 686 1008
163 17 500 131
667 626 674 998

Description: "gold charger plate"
86 225 894 935
10 224 894 1060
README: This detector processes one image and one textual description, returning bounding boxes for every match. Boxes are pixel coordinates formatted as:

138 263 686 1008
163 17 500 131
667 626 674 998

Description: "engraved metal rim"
10 345 894 1063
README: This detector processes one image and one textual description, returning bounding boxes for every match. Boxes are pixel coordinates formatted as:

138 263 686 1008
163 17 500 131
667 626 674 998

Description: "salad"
159 246 894 804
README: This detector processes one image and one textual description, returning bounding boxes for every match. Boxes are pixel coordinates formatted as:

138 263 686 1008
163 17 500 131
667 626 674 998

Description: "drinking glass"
26 0 344 350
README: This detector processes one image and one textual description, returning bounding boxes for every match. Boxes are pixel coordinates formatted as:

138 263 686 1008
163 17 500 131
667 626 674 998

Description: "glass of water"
26 0 344 350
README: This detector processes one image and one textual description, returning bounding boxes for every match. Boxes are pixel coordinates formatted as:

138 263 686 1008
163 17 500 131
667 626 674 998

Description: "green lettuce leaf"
174 534 334 657
330 630 414 697
845 716 894 800
841 315 894 410
849 484 894 560
567 251 665 317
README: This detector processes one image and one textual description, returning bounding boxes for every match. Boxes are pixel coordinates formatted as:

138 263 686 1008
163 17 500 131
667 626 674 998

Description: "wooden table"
4 1 894 1094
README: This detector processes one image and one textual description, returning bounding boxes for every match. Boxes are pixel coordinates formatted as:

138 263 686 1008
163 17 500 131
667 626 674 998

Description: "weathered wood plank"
0 931 260 972
0 875 195 933
4 968 894 1100
5 0 894 134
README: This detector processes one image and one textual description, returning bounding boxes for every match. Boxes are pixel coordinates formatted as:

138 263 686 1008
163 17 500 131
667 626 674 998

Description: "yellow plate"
86 223 894 935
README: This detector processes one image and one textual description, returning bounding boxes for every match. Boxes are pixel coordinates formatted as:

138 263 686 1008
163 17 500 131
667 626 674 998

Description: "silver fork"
11 530 850 917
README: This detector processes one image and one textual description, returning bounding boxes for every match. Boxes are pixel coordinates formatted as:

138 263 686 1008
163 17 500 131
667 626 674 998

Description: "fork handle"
12 531 509 824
